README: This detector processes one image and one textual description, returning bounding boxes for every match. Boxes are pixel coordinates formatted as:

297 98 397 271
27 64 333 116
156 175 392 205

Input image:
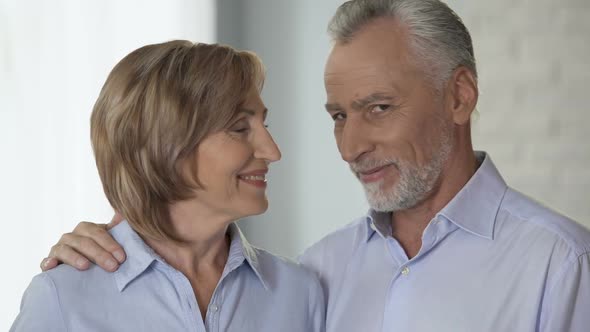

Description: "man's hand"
40 214 126 272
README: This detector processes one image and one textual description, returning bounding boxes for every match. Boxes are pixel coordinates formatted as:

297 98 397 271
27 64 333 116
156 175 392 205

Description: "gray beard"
352 130 453 212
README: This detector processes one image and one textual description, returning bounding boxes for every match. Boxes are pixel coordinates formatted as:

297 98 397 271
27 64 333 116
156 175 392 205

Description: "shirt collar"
437 151 507 239
366 210 392 241
365 151 507 241
225 223 270 290
112 221 269 292
111 221 160 292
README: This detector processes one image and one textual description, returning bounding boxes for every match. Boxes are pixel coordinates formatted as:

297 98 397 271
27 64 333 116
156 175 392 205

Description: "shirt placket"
154 262 205 331
204 289 222 332
176 269 206 331
206 260 241 332
381 216 458 331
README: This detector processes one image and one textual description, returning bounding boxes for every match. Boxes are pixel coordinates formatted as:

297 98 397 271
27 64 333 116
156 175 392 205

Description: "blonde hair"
91 40 265 241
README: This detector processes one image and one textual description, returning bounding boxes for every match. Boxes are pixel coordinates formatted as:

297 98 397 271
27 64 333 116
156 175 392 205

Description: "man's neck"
391 147 478 259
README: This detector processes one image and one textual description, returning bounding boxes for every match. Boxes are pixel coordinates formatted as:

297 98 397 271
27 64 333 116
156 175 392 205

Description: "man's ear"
445 66 478 125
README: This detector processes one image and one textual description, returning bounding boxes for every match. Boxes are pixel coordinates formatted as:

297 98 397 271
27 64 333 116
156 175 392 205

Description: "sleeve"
10 274 67 332
540 252 590 332
307 270 326 332
298 242 329 303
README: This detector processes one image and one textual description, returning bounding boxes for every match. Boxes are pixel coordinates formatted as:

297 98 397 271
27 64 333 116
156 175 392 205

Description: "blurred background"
1 0 588 328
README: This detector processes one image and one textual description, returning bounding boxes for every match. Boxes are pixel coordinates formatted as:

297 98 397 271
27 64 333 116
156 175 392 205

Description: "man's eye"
370 104 391 113
331 112 346 121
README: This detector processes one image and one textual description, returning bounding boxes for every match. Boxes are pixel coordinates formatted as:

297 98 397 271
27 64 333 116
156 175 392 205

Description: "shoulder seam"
40 273 69 332
499 205 588 256
547 252 589 297
544 251 590 316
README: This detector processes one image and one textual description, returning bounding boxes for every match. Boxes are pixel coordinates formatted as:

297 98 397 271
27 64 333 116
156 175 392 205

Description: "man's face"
324 18 455 212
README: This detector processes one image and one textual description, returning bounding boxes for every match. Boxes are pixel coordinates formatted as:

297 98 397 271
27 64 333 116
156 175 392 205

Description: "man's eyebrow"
351 93 394 110
324 103 342 112
324 93 394 113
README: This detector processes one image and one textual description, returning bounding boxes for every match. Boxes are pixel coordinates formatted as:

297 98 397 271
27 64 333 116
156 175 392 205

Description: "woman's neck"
143 198 234 279
142 199 235 321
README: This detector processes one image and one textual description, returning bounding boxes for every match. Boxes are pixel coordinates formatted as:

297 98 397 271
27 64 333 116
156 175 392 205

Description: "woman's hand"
40 215 127 272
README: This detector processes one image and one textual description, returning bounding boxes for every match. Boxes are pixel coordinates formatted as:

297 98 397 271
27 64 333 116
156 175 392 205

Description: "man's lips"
357 164 394 183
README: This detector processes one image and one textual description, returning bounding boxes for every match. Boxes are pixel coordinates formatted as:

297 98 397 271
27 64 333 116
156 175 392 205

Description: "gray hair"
328 0 477 89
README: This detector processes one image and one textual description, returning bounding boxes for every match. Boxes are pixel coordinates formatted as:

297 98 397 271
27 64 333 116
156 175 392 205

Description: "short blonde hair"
91 40 265 241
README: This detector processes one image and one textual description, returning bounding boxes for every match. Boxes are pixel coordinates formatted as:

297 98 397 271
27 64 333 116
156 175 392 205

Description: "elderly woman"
11 40 324 331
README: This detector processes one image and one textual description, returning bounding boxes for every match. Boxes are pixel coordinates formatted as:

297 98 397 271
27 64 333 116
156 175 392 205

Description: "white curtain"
0 0 215 328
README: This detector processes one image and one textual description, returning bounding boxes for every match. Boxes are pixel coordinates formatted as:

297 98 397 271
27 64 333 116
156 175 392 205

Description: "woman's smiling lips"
238 169 268 188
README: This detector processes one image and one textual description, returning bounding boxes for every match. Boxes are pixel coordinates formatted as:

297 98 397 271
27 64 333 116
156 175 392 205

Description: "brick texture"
449 0 590 225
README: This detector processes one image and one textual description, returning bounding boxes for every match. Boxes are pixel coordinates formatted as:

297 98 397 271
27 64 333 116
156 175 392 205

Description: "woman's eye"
229 121 250 133
232 127 250 133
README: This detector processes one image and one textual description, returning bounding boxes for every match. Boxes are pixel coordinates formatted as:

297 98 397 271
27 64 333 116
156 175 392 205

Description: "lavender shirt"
12 222 325 331
300 152 590 332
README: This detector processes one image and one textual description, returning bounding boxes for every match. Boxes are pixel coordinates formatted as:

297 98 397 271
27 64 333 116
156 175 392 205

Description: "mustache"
349 158 400 174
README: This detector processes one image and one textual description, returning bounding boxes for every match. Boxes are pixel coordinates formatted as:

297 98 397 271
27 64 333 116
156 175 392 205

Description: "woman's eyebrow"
238 107 268 119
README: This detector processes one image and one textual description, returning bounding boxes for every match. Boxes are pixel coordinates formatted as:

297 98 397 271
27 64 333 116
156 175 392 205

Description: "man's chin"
365 188 425 212
364 190 395 212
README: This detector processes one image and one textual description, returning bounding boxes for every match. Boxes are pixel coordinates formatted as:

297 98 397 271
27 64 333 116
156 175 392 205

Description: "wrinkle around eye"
371 104 391 113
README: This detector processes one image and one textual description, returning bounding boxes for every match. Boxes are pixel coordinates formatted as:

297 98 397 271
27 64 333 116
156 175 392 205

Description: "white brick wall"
449 0 590 225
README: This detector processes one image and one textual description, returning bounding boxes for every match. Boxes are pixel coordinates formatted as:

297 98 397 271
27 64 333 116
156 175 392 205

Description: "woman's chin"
236 199 269 219
251 200 269 215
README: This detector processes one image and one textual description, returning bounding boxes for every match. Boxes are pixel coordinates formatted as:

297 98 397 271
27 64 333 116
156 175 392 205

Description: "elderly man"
41 0 590 331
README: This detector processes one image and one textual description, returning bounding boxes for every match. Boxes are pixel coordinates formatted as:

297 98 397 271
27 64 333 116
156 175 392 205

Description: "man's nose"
337 116 374 163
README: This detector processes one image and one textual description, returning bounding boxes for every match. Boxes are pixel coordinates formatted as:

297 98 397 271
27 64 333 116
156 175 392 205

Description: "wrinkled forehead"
324 66 402 104
324 41 416 97
325 44 403 77
325 62 396 85
324 47 412 103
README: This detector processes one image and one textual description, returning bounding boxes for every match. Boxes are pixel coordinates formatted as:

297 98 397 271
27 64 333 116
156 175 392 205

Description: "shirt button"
209 304 219 313
401 266 410 275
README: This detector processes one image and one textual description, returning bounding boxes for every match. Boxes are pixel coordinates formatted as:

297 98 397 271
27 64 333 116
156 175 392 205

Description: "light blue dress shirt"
12 221 325 331
300 152 590 332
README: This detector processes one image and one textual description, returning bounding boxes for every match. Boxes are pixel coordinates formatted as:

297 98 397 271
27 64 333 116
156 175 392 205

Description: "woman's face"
189 90 281 221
